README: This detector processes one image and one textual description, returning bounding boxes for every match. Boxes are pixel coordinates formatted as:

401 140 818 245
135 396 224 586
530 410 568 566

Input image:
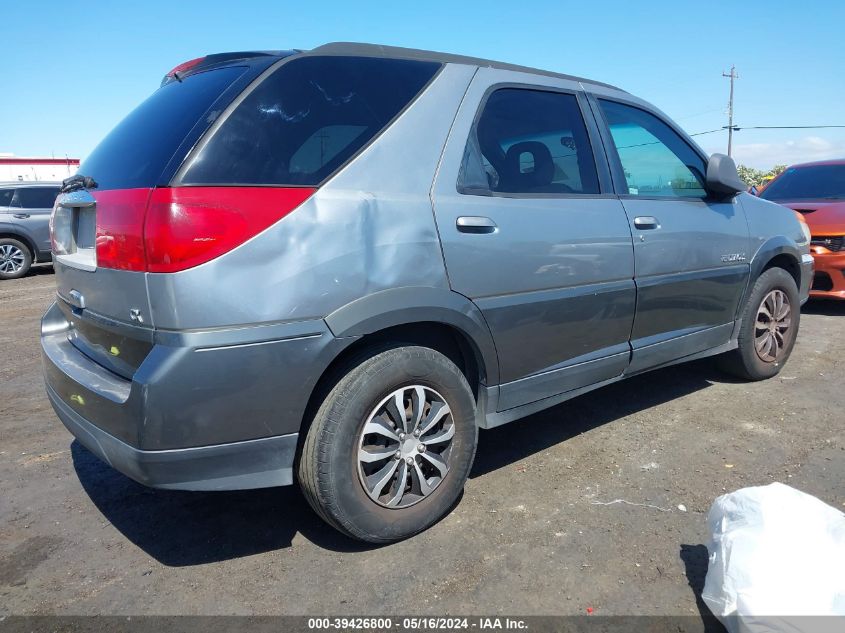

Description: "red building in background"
0 155 80 182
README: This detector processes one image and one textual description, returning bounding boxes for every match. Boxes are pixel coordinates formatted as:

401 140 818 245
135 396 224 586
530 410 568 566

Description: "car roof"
308 42 625 92
787 158 845 168
0 181 62 188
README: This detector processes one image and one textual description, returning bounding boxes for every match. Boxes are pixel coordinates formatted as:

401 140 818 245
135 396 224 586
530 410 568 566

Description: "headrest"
503 141 555 190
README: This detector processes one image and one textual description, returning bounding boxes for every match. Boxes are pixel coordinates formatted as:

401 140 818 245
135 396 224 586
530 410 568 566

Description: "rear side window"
79 66 247 190
459 88 600 195
0 189 13 206
12 187 60 209
599 100 707 198
178 56 441 186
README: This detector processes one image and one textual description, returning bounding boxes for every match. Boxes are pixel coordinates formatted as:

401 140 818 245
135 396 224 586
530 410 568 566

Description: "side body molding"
324 286 500 387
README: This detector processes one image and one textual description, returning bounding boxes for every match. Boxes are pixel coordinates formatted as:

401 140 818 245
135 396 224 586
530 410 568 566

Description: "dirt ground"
1 267 843 624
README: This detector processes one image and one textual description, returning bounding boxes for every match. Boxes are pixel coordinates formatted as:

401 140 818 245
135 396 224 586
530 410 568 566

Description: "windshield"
761 164 845 201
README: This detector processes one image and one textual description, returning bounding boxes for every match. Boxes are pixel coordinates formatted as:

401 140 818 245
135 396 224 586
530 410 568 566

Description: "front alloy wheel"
754 289 792 363
0 238 33 280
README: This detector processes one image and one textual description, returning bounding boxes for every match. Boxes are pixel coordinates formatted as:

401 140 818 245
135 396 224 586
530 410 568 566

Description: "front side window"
599 100 707 198
180 56 440 186
12 187 60 209
459 88 600 195
760 164 845 201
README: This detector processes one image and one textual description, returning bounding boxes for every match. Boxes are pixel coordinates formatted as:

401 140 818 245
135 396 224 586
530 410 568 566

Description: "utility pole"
722 65 738 157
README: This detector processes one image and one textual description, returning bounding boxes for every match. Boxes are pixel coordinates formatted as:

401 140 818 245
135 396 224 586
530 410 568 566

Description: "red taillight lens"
93 187 314 273
144 187 315 273
94 189 151 271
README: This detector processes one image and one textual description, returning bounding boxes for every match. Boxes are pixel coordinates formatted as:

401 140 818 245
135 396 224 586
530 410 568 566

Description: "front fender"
324 286 500 386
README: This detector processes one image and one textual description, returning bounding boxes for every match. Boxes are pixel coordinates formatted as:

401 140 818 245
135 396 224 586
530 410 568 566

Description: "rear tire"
718 267 800 380
298 345 478 543
0 238 32 280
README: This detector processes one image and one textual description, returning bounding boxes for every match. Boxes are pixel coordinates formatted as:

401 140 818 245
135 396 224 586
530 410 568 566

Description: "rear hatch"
50 51 442 378
51 55 280 378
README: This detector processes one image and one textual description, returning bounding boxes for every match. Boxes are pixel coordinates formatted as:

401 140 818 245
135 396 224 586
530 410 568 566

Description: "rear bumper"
47 382 297 490
809 251 845 300
41 300 351 490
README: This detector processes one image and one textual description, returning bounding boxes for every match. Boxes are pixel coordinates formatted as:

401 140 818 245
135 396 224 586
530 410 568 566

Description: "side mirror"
706 153 746 197
749 185 759 196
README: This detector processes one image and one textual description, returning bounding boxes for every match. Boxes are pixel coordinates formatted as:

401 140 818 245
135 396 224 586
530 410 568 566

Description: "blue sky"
3 0 843 169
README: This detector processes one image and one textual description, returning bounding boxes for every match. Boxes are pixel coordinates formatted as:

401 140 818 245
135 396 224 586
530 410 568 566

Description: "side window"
0 189 13 207
598 100 707 198
459 88 600 195
180 56 440 186
13 187 61 209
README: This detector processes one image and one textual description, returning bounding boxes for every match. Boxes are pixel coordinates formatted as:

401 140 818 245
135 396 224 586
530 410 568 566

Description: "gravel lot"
1 268 843 624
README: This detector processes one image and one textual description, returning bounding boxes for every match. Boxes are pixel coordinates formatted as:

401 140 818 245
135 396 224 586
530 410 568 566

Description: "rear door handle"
633 216 660 230
13 213 30 219
456 216 497 234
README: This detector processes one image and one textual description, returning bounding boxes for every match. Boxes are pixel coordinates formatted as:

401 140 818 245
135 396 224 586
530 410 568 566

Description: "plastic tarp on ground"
703 482 845 633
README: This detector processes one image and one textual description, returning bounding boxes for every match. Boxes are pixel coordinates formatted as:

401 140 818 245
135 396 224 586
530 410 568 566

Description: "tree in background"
736 164 788 188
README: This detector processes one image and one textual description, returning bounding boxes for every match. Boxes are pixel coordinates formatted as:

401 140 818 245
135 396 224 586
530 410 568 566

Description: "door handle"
634 216 660 230
456 216 497 234
13 213 30 219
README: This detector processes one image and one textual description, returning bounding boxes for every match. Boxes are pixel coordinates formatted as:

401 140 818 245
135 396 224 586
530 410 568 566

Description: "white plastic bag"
703 483 845 633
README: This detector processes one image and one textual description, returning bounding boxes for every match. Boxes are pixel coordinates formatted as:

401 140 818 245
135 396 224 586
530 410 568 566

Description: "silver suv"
42 44 813 542
0 181 59 278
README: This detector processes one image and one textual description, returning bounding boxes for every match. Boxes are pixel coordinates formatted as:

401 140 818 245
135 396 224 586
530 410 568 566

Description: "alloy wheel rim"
357 385 455 509
0 244 25 274
754 289 791 363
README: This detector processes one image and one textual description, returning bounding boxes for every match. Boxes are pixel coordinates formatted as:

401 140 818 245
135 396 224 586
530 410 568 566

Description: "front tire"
0 238 32 280
718 267 800 380
298 345 478 543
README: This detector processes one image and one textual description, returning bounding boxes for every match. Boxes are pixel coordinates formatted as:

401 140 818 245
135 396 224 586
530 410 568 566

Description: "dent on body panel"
147 64 476 330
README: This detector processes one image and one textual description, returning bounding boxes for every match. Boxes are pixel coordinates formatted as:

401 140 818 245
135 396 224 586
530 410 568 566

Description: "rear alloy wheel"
299 345 477 543
0 238 32 280
718 267 800 380
357 385 455 508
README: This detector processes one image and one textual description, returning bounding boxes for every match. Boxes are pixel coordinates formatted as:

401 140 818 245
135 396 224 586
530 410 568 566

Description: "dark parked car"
42 44 812 542
0 181 59 278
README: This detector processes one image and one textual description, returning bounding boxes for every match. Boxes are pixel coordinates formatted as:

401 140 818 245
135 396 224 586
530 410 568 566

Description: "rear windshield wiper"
60 174 98 194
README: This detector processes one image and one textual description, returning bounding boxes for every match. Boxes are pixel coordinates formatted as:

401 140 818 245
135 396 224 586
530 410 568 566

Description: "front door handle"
634 216 660 230
456 216 497 234
13 213 30 219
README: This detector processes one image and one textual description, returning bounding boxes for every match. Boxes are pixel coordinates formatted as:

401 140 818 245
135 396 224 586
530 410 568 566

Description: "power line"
734 125 845 130
690 128 724 137
688 124 845 137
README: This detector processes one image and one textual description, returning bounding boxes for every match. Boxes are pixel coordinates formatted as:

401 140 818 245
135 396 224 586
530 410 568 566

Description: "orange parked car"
760 159 845 299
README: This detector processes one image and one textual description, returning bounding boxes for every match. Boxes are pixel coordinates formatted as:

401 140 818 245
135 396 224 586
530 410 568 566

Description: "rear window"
761 164 845 201
13 187 60 208
0 189 13 206
178 56 441 186
79 66 247 190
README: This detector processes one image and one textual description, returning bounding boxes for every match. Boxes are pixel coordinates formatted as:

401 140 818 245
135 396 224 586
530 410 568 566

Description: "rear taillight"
94 187 314 273
144 187 315 272
94 189 150 271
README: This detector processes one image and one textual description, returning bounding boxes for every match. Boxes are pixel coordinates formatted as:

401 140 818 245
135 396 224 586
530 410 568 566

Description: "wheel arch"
324 286 499 388
0 230 37 260
735 236 803 318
